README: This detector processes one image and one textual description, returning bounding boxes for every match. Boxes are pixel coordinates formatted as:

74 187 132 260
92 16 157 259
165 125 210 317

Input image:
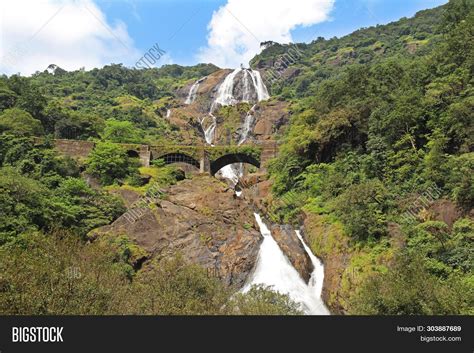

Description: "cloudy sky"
0 0 448 75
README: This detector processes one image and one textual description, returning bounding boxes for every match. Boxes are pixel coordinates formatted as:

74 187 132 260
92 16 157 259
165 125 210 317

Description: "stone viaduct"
52 139 279 175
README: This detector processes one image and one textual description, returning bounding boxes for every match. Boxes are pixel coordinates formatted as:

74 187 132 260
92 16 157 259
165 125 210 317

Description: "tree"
7 75 47 119
0 86 17 111
423 129 450 187
351 253 472 315
86 142 138 185
0 108 44 136
332 180 388 240
229 285 302 315
51 178 125 236
42 101 69 134
447 152 474 210
54 111 104 140
0 167 50 244
102 119 142 143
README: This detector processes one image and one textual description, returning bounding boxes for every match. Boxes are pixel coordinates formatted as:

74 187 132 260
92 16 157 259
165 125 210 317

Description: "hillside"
0 0 472 315
254 1 473 314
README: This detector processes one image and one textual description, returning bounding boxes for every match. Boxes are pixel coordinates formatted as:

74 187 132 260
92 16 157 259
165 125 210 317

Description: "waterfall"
212 68 268 110
207 68 268 183
238 105 256 146
216 105 255 185
166 109 171 119
248 70 269 102
243 214 329 315
203 69 328 314
295 230 326 299
200 114 217 145
214 68 242 107
185 78 204 105
242 70 252 102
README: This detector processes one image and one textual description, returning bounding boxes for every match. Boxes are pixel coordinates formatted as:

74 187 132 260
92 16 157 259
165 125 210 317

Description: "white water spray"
238 105 256 146
242 70 252 102
185 78 204 105
243 214 329 315
200 114 217 145
249 70 270 101
213 68 242 107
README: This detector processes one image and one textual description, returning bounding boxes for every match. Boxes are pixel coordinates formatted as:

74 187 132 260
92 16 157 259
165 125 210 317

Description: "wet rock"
252 100 290 141
270 224 314 283
92 176 262 288
242 176 313 283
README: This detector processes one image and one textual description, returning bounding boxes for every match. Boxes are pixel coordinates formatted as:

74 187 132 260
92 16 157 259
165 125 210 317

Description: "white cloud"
0 0 142 75
197 0 335 69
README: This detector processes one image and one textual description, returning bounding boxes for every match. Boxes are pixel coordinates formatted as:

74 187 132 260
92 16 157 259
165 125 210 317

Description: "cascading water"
243 214 329 315
295 230 326 299
200 114 217 145
218 104 257 184
166 109 171 119
185 68 268 151
186 68 329 315
185 78 204 105
242 70 252 102
213 68 242 107
211 68 268 183
248 70 270 101
238 105 256 146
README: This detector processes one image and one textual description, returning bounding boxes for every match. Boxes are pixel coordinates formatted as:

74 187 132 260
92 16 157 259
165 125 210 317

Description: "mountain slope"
254 0 473 314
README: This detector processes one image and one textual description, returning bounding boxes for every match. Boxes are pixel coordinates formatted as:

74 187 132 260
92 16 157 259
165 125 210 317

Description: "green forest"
263 0 473 314
0 0 472 315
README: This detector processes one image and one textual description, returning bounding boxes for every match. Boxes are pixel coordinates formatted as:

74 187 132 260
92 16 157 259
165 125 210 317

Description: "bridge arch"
126 150 140 158
210 153 260 175
154 153 200 169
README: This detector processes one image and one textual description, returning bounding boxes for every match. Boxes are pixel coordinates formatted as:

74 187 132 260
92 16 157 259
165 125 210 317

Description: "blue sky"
0 0 448 75
98 0 448 66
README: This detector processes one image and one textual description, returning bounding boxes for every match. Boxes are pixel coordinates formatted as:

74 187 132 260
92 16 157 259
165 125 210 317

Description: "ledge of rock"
91 176 262 288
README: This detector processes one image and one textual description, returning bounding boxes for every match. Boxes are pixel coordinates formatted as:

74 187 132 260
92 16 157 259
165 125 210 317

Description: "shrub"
86 142 139 185
0 108 43 136
351 253 473 315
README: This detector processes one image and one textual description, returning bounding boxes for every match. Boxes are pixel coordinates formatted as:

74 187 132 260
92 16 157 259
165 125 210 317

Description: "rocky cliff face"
169 69 290 146
92 176 262 288
93 173 318 289
240 175 314 283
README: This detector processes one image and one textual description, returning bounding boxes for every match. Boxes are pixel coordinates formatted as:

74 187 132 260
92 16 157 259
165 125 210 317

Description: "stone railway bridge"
52 139 280 175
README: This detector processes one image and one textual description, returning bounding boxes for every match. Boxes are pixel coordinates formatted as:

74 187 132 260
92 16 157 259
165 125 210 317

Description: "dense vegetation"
0 63 219 143
0 232 301 315
0 135 300 315
262 0 473 314
0 48 301 314
0 0 471 316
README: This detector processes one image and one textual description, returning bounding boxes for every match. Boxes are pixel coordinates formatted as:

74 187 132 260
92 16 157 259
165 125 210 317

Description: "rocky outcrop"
109 188 142 208
92 176 262 288
172 69 291 146
427 198 463 228
270 224 313 283
252 101 290 141
241 176 314 283
177 69 232 112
